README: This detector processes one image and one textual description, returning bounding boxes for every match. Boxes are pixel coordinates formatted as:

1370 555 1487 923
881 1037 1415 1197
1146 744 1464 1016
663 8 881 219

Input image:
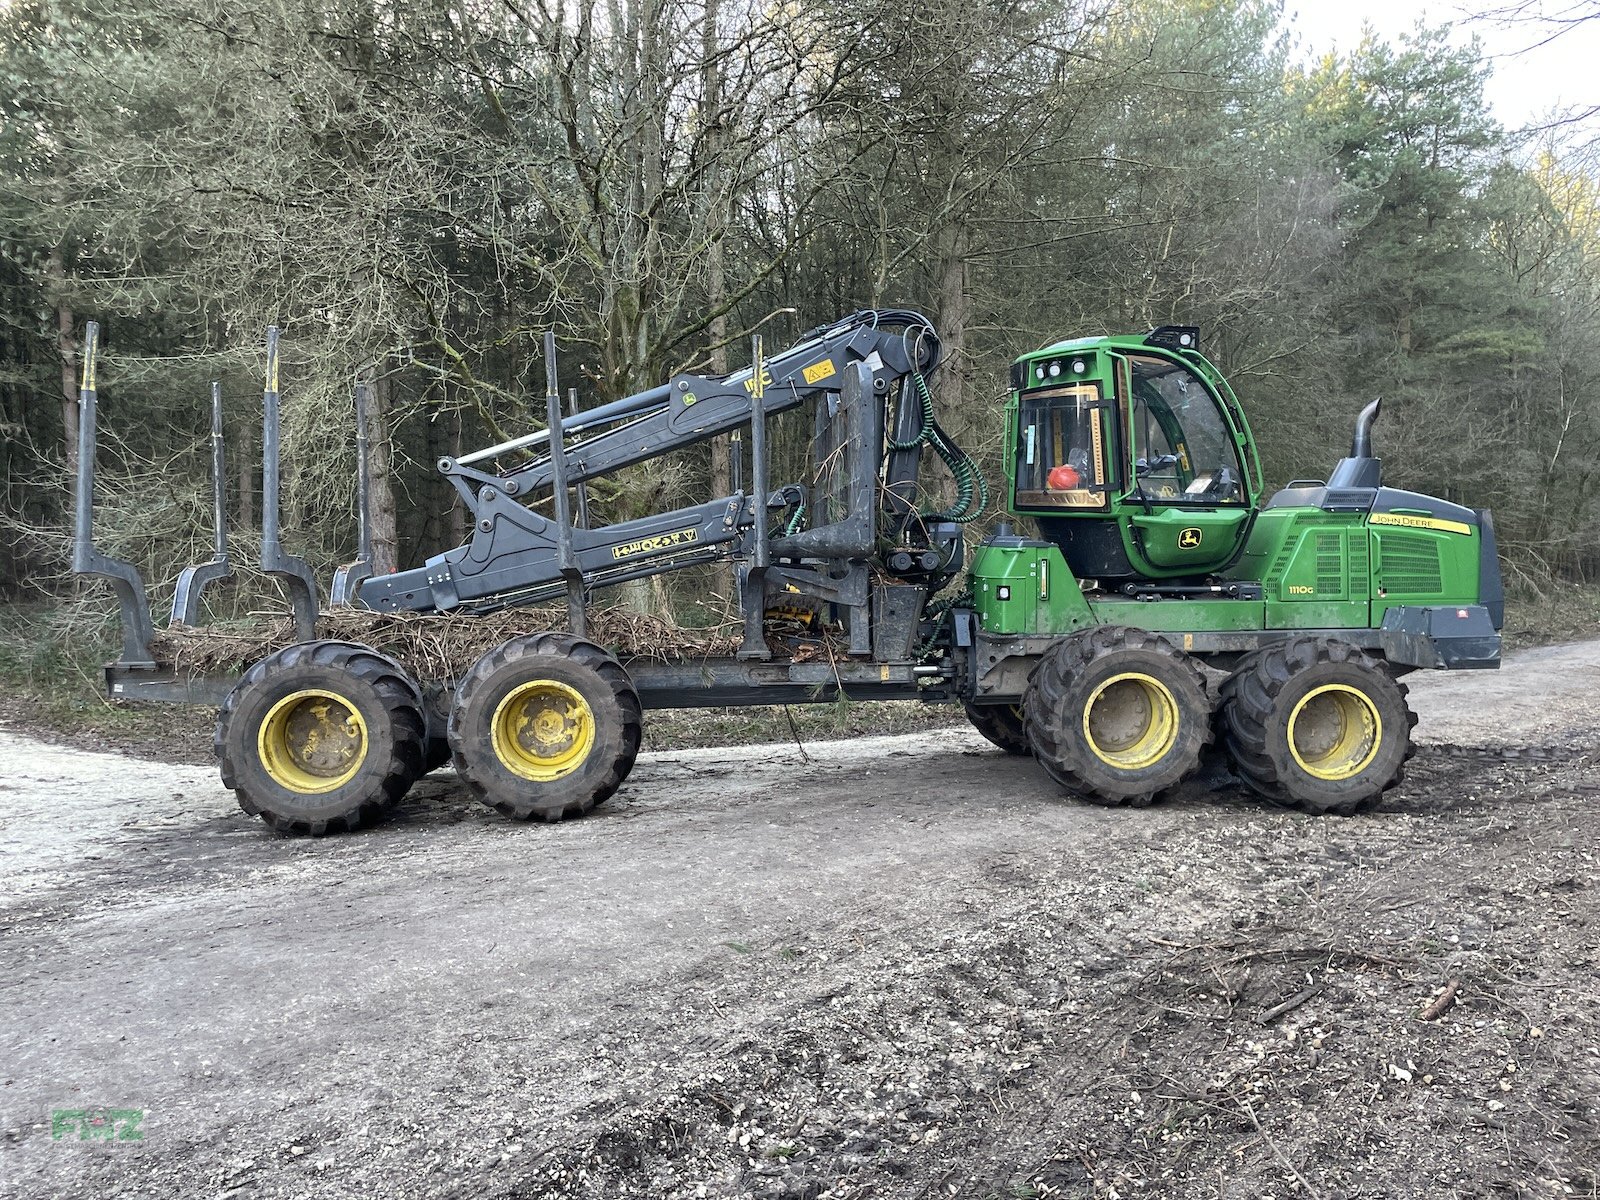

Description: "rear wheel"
1218 637 1414 815
964 702 1031 755
215 641 426 835
449 633 642 822
1023 626 1211 806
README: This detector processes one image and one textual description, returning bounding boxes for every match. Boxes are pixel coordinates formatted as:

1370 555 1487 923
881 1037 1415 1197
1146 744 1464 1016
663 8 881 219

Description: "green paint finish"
1371 526 1481 618
1006 335 1267 503
1226 507 1373 622
1228 507 1479 624
974 511 1485 642
1264 599 1372 629
970 542 1093 636
1088 598 1268 632
1128 508 1251 569
1004 335 1267 581
981 331 1491 655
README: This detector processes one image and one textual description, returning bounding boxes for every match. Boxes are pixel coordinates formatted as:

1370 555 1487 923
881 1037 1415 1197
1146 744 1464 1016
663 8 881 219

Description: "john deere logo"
1177 527 1203 549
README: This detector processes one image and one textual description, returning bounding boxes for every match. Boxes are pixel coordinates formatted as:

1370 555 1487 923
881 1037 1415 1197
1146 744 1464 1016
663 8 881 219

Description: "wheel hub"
258 689 369 794
1288 684 1380 780
1082 673 1179 771
491 680 596 782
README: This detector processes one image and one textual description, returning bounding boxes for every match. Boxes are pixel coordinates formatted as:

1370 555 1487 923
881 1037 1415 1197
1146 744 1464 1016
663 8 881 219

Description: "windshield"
1127 354 1243 504
1014 383 1106 510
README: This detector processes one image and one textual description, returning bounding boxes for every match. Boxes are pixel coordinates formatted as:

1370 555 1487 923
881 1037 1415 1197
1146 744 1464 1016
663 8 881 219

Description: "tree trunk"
935 219 970 414
237 408 254 534
368 371 400 574
702 0 731 501
934 218 971 508
448 401 466 547
48 248 78 473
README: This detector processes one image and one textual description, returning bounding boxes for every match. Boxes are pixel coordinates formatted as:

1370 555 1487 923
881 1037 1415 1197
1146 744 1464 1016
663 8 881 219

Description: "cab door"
1116 351 1254 577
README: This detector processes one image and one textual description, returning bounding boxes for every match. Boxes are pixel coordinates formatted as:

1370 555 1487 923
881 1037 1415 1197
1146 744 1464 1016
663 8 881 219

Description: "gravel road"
3 644 1598 1199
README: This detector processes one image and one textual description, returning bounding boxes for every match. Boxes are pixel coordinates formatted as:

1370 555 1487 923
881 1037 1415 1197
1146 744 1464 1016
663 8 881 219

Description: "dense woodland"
2 0 1599 630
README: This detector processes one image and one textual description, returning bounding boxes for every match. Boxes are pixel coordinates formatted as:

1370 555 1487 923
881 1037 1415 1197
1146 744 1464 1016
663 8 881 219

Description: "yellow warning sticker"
1370 512 1472 536
612 528 699 560
802 359 837 385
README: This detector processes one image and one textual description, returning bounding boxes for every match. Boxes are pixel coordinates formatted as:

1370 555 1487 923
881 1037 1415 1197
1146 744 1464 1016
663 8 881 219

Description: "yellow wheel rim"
1082 672 1179 771
1288 684 1381 781
258 689 369 794
490 680 595 782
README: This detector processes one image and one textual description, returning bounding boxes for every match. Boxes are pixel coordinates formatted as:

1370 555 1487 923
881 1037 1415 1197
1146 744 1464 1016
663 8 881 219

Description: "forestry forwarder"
74 311 1501 834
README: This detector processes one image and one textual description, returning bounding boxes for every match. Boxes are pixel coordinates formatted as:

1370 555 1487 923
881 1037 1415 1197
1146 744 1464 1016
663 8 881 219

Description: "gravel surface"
2 643 1598 1199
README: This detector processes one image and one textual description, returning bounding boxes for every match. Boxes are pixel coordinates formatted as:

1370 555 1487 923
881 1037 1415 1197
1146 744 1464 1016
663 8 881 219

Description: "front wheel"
449 633 642 822
1023 626 1211 807
1218 637 1415 815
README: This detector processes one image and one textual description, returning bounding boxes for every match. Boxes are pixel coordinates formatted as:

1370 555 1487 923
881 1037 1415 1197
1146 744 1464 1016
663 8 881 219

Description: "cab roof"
1019 325 1203 362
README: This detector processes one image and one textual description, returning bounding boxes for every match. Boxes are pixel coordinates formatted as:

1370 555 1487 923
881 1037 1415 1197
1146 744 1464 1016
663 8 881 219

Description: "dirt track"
2 644 1598 1199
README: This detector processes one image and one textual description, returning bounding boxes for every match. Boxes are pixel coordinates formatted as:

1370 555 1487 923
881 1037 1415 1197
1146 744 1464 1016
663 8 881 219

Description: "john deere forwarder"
74 311 1502 834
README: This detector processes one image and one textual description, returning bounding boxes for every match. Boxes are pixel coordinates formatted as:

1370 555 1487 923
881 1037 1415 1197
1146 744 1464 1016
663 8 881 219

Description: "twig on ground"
1232 1095 1324 1200
1418 978 1461 1021
782 705 812 763
1258 982 1322 1025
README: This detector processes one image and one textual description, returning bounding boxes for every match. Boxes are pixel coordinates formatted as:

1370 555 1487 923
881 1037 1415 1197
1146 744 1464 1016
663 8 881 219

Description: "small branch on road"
782 705 812 763
1418 978 1460 1021
1232 1095 1324 1200
1258 982 1322 1026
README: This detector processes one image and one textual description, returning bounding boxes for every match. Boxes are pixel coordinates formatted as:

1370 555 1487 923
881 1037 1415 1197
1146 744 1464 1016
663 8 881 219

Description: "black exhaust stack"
1327 398 1383 490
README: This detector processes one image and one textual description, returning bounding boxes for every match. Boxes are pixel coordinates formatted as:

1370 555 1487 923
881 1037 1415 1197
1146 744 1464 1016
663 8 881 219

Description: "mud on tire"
1023 625 1211 807
448 632 642 822
215 641 427 835
1218 636 1415 815
964 702 1031 756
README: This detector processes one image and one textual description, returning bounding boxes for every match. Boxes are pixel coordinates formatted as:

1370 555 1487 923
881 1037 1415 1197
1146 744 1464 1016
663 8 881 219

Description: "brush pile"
152 606 745 682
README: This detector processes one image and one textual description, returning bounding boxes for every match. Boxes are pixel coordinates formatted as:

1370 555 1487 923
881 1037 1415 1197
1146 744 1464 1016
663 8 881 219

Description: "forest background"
3 0 1599 697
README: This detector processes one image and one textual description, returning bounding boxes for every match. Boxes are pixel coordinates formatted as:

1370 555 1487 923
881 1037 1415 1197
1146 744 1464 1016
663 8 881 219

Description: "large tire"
1023 626 1211 807
965 702 1031 756
1218 637 1415 815
449 632 642 822
215 641 427 835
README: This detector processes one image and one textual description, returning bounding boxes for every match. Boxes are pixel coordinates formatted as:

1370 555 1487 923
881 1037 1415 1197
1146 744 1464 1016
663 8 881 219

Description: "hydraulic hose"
909 372 989 524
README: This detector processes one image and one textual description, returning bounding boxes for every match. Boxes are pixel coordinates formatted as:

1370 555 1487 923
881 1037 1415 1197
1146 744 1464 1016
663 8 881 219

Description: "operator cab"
1008 327 1259 584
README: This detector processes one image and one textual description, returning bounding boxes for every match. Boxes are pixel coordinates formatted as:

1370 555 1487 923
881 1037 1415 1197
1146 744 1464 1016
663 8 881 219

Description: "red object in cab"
1047 464 1081 490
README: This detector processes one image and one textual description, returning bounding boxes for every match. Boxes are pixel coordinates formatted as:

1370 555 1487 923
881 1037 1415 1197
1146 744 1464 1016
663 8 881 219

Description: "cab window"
1014 383 1106 510
1127 354 1243 504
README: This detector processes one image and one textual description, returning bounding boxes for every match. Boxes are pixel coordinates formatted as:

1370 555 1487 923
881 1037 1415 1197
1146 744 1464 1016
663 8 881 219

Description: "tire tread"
215 640 426 835
1218 637 1414 815
449 632 642 822
1023 626 1211 807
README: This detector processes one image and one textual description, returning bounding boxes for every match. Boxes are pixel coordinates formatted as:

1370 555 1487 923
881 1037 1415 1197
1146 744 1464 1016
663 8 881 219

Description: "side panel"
1371 526 1482 621
1232 502 1483 627
970 543 1094 636
1088 598 1267 633
1227 506 1371 630
1264 514 1370 630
